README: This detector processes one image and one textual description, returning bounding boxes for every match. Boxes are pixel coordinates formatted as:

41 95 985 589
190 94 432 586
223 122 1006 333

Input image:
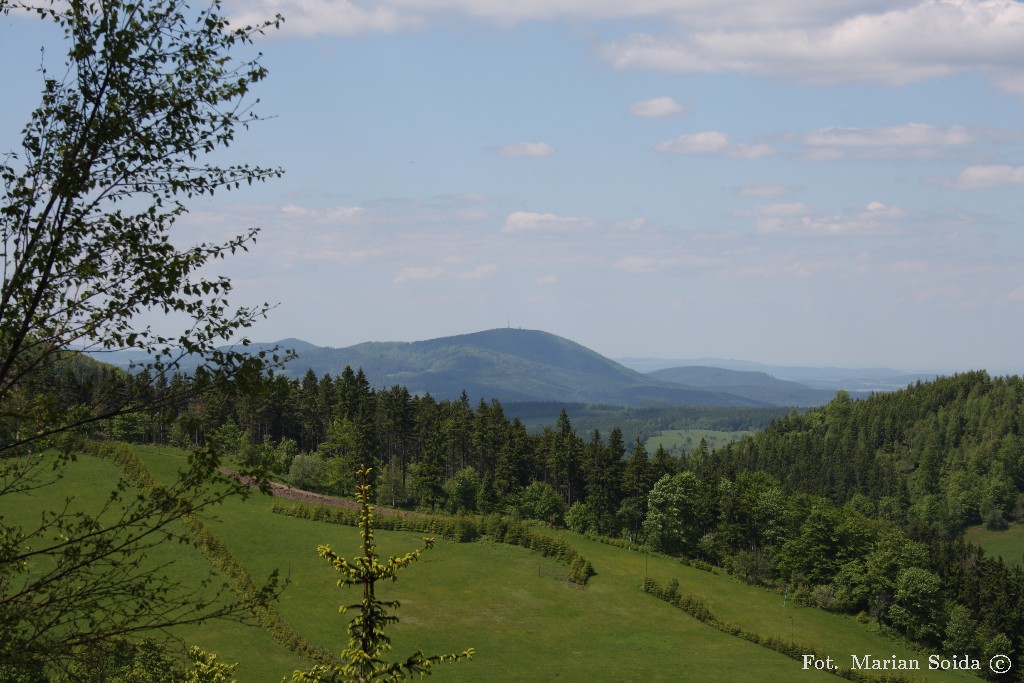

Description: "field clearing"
0 450 310 681
190 481 838 682
646 429 755 455
2 445 985 682
549 531 979 682
965 522 1024 567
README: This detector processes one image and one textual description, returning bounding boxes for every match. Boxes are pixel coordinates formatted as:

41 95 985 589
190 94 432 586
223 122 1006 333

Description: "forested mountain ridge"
99 328 923 408
284 328 770 406
95 328 774 407
706 370 1024 535
673 371 1024 666
623 356 934 392
648 365 842 406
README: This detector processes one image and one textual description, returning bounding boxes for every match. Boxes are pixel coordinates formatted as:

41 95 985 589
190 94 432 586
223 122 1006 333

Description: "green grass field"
2 445 987 682
645 429 755 455
965 521 1024 567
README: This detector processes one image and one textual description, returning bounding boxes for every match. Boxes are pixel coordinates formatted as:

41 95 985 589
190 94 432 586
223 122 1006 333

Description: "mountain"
619 356 935 392
93 329 927 407
646 366 842 407
278 329 769 407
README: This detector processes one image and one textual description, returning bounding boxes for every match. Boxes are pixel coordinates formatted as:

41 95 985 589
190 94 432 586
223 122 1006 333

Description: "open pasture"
2 445 985 682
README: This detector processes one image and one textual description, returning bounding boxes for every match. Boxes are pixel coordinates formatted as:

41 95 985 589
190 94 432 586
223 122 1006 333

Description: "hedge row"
584 532 649 554
641 577 917 683
272 502 596 586
583 532 721 574
87 441 338 666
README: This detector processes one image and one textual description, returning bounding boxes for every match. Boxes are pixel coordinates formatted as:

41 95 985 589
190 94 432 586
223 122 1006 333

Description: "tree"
548 408 583 505
651 444 677 480
319 416 372 495
583 429 622 533
408 426 447 510
888 566 944 644
59 641 237 683
830 531 928 624
619 439 653 539
291 465 474 682
942 602 978 656
642 472 699 555
517 481 566 524
776 501 842 585
475 471 498 514
1 0 282 673
445 465 480 514
0 0 284 446
378 452 409 508
564 501 596 534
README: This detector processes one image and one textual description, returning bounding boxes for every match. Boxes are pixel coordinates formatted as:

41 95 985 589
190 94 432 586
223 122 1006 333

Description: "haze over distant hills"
619 356 935 393
644 366 841 406
92 328 939 407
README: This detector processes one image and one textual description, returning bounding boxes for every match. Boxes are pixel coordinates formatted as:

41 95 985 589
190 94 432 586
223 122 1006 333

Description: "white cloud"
742 201 906 236
602 0 1024 95
228 0 893 35
629 96 688 118
804 124 974 147
490 142 556 158
538 274 558 285
613 218 652 233
732 143 777 159
460 263 499 279
655 131 775 158
799 123 982 159
947 164 1024 189
230 0 419 36
501 211 594 232
279 204 369 224
393 266 444 284
615 256 660 273
739 184 792 198
230 0 1024 95
656 130 729 154
890 260 930 274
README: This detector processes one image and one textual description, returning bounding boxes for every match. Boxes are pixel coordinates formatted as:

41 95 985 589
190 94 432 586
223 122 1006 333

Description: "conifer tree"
619 439 654 540
291 465 474 682
583 429 623 533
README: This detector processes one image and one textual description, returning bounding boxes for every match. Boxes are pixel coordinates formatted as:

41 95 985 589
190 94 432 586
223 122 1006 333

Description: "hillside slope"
129 446 987 683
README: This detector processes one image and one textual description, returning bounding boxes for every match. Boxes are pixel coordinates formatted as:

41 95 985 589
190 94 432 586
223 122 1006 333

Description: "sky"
4 0 1024 373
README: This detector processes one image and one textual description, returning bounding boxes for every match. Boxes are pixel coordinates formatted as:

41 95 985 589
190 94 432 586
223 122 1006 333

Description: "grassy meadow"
965 521 1024 568
3 445 986 682
645 429 756 455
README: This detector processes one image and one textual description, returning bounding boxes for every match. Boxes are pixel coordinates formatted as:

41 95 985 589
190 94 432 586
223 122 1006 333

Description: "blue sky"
5 0 1024 373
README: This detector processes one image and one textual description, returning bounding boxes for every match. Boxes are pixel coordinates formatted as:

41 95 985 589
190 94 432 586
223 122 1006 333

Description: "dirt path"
219 468 413 516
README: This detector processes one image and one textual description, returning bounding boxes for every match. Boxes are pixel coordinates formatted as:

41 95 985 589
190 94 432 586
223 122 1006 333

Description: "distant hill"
278 329 768 407
91 328 937 408
647 366 842 407
619 356 934 392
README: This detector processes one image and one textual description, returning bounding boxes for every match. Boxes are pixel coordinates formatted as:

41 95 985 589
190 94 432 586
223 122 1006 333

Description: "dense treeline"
71 361 644 529
506 401 792 445
708 371 1024 535
691 372 1024 678
54 358 1024 674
